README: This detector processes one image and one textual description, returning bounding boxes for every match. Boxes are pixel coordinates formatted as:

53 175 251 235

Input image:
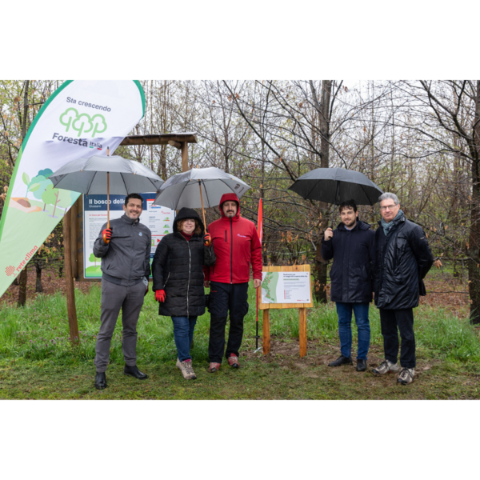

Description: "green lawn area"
1 283 480 400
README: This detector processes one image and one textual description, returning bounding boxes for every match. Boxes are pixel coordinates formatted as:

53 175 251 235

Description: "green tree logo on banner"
59 108 107 137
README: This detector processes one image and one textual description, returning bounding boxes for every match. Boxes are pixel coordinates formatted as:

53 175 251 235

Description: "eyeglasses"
379 204 397 211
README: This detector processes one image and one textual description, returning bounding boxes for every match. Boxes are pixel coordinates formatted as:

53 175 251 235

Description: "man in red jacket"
204 193 262 372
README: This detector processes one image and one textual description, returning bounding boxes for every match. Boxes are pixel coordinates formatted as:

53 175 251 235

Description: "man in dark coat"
373 192 434 385
321 200 376 372
93 193 151 390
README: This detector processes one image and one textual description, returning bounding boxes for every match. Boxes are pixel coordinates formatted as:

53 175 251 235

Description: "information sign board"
82 193 174 279
261 271 311 304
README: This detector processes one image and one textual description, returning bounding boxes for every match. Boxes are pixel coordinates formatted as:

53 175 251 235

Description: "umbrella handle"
103 220 111 244
103 172 111 244
199 181 211 246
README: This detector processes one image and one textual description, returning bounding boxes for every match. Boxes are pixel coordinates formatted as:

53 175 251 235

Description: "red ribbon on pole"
256 199 263 349
257 198 263 243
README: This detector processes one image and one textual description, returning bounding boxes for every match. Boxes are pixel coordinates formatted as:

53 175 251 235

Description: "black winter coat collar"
336 220 372 232
120 214 140 225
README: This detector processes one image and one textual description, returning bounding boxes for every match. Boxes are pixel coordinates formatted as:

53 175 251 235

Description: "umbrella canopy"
154 167 250 210
288 167 383 205
49 154 164 195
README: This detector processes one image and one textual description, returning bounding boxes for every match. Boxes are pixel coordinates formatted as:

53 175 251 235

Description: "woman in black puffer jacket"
152 208 216 380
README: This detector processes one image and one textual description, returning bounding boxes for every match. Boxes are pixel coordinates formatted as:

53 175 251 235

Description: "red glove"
155 290 166 302
204 233 212 246
102 228 112 244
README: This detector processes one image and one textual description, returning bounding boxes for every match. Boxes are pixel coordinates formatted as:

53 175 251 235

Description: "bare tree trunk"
17 80 29 307
468 80 480 324
17 267 27 307
35 263 43 293
313 80 332 303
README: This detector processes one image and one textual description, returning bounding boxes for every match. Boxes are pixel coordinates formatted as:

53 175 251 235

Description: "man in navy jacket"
321 200 376 372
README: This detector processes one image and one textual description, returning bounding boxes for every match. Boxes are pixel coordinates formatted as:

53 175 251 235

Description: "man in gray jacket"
93 193 152 390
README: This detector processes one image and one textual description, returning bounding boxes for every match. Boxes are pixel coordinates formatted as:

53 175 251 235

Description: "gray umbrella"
49 154 164 195
49 153 164 242
154 167 250 210
288 167 383 205
154 167 250 237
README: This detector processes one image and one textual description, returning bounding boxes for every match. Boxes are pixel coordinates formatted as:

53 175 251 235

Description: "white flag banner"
0 80 145 297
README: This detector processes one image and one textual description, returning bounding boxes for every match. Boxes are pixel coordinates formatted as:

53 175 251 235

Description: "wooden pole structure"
181 142 189 172
63 207 80 344
70 198 79 279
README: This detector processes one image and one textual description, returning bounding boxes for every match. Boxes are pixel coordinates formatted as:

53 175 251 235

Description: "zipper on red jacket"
230 218 233 284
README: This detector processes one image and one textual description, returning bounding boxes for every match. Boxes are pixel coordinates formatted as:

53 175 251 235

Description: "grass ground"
1 282 479 400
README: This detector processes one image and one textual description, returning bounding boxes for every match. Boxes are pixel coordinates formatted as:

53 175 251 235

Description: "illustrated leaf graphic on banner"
0 80 146 297
22 172 30 186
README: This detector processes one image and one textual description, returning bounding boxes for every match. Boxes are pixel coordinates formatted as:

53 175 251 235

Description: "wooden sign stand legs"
263 307 307 358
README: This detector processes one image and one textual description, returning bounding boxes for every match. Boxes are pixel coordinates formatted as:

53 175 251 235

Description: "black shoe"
356 359 367 372
328 355 353 367
124 365 148 380
95 372 107 390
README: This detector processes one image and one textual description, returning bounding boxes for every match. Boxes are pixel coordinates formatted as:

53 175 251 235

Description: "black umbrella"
288 167 383 226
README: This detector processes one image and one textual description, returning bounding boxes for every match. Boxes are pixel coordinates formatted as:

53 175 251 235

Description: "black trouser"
208 282 249 363
379 308 416 368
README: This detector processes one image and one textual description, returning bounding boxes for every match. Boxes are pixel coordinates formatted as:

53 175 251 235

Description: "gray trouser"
94 280 146 372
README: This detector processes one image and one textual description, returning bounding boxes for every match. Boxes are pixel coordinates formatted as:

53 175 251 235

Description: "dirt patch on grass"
0 267 95 307
421 276 469 318
248 338 443 374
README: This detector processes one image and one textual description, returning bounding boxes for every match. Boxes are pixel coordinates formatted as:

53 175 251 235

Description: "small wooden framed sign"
259 264 313 357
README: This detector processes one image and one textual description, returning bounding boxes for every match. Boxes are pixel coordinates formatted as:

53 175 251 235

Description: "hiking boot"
397 367 415 385
228 353 239 368
176 358 197 380
209 362 221 373
328 355 353 367
356 359 367 372
372 359 400 375
95 372 107 390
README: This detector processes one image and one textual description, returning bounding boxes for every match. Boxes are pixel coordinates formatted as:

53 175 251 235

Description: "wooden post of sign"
299 307 307 357
63 207 80 344
260 264 313 358
263 310 270 354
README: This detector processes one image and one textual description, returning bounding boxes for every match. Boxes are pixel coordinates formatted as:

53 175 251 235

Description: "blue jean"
171 316 197 362
335 303 370 360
